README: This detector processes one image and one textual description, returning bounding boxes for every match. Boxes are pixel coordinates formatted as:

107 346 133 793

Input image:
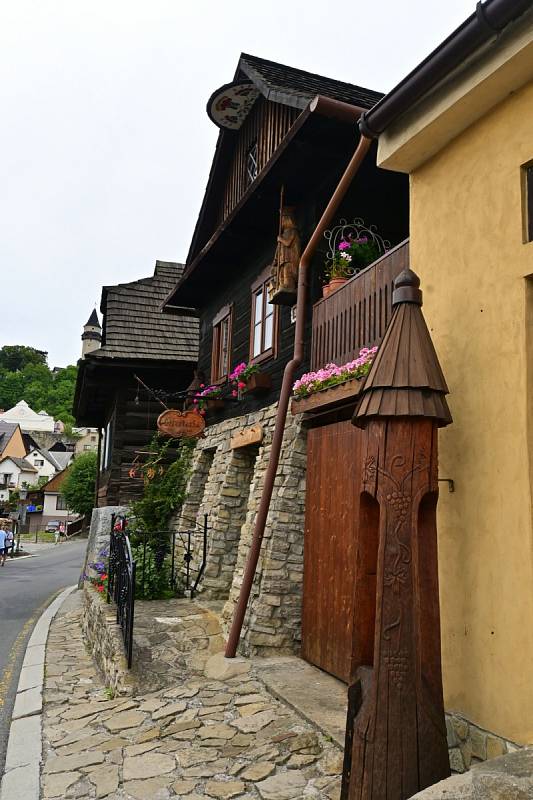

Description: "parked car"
45 520 62 533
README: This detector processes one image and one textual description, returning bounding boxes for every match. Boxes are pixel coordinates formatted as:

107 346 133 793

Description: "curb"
0 585 77 800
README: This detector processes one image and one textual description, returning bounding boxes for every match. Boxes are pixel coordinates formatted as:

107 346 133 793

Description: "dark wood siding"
219 98 300 224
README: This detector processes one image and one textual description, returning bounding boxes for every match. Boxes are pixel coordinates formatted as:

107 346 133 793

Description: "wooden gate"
301 419 364 683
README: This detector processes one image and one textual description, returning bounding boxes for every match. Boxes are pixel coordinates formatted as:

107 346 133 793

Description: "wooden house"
164 54 409 670
73 261 198 506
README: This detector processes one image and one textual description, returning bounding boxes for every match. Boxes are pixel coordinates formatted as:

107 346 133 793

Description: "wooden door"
301 420 363 683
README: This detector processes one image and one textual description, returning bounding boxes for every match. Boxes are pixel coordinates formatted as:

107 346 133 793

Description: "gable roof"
181 53 383 276
26 447 63 470
88 261 198 363
236 53 383 113
40 468 69 494
0 422 21 455
0 456 37 473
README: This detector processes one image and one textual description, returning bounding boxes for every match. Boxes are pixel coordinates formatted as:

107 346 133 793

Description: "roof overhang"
371 4 533 173
73 355 195 428
163 99 365 308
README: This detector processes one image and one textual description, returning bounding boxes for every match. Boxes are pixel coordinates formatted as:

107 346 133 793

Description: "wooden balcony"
310 239 409 371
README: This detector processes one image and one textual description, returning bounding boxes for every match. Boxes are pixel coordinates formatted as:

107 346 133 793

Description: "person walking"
0 524 7 567
5 526 13 558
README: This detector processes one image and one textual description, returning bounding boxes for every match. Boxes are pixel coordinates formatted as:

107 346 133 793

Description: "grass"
19 531 58 543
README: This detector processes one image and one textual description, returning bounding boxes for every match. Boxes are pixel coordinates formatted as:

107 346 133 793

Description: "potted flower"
230 362 271 397
193 385 224 413
323 232 383 298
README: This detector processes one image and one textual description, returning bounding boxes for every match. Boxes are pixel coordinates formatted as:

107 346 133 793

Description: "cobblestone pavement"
41 593 343 799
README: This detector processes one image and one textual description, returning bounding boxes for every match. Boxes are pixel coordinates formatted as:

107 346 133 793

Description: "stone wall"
80 505 128 587
81 584 137 696
173 401 307 656
445 712 521 773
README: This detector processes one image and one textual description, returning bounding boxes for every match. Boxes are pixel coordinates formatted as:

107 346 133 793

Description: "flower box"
291 376 365 415
245 372 272 395
207 398 224 412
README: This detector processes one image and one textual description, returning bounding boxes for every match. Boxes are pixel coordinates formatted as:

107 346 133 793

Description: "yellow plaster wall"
2 426 26 460
410 80 533 744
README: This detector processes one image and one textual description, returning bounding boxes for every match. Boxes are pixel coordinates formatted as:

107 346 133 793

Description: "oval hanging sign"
157 409 205 438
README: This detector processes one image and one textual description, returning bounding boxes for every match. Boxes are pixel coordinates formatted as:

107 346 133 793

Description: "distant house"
73 261 199 506
24 447 70 482
40 469 72 520
0 456 38 503
0 400 55 432
72 427 99 456
0 422 26 461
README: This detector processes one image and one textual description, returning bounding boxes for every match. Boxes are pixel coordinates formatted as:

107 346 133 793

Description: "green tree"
61 452 97 519
0 345 78 424
0 346 47 372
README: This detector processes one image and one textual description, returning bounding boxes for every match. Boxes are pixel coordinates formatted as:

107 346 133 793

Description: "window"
250 269 276 361
56 495 68 510
211 305 232 382
34 460 44 467
84 444 93 451
90 435 97 442
246 140 258 185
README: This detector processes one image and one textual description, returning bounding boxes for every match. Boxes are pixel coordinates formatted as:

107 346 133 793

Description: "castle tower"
81 309 101 358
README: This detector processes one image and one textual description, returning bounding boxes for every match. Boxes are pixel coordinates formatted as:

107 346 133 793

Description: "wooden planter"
245 372 272 395
291 376 364 415
206 398 224 411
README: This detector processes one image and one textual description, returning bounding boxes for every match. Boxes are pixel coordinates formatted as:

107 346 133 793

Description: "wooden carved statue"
342 269 453 800
269 199 301 306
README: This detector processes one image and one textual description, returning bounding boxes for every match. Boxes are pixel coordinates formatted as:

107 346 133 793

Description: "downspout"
225 99 372 656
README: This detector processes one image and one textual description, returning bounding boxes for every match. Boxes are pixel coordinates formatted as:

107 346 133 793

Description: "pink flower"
231 390 238 397
338 241 350 251
238 381 246 389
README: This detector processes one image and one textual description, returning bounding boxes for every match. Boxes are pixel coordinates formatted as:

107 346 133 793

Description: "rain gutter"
359 0 532 138
225 96 371 657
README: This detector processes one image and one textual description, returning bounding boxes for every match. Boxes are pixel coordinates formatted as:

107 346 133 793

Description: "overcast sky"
1 0 474 368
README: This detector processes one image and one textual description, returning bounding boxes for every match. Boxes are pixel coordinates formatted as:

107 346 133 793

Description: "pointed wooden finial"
353 268 452 428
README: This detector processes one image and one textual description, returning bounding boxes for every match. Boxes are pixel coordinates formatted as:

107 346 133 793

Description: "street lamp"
17 487 28 554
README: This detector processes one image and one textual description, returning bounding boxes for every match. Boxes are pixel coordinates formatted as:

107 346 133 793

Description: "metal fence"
107 514 136 668
134 514 209 599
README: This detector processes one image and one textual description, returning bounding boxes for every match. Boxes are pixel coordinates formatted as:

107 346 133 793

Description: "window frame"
249 267 278 365
246 139 259 185
56 495 68 511
211 304 233 383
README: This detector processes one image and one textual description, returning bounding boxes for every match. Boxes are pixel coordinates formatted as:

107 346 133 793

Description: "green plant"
61 451 97 518
129 435 195 540
104 687 116 700
325 236 381 282
131 543 184 600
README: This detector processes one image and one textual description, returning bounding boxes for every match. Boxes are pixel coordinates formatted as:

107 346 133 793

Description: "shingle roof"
92 261 198 362
237 53 383 111
0 456 37 472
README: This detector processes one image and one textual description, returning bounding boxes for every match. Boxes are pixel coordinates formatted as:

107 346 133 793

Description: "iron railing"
107 514 136 668
135 514 209 599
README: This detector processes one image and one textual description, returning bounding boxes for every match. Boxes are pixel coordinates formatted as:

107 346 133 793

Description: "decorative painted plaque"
157 409 205 438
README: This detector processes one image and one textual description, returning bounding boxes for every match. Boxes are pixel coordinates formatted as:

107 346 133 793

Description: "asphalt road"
0 540 86 777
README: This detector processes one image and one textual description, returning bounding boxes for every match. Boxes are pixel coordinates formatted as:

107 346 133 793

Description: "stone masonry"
173 402 307 656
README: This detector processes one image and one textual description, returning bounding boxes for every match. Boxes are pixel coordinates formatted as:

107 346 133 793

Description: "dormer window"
246 140 258 185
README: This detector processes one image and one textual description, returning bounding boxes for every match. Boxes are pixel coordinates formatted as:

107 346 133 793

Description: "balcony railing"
310 239 409 371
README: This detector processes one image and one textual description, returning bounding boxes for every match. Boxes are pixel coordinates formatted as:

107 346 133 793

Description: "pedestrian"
54 528 60 545
5 526 13 558
0 524 7 567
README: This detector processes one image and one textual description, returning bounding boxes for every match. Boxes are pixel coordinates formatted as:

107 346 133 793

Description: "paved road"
0 540 86 776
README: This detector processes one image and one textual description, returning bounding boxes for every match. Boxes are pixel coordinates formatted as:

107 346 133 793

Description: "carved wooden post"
343 269 452 800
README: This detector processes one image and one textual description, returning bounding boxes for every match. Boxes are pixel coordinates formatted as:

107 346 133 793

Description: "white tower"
81 309 102 358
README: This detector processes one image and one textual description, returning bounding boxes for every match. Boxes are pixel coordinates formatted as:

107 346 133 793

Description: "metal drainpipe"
225 107 372 657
